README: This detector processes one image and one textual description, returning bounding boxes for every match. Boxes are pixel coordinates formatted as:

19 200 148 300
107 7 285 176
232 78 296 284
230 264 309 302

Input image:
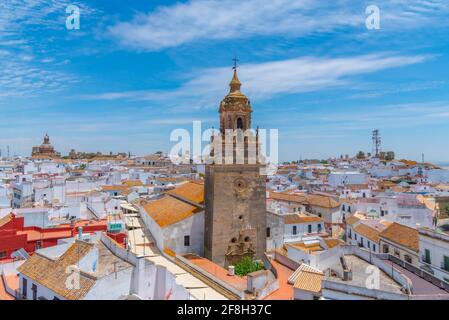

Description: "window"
184 235 190 247
266 227 271 238
354 234 357 241
293 226 297 235
317 224 322 233
35 241 42 250
308 225 312 233
383 244 389 254
373 244 376 252
31 283 37 300
348 229 352 239
360 238 364 247
237 117 244 129
424 249 431 264
404 255 412 264
367 240 371 248
394 249 400 257
342 205 346 211
22 278 27 298
443 256 449 271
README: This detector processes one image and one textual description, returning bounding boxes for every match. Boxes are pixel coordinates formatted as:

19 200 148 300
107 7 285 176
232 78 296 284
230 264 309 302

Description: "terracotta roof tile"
290 264 324 293
143 195 201 228
0 213 13 228
166 181 204 204
379 223 419 252
345 214 361 226
122 180 143 187
17 241 95 300
324 238 344 249
101 185 129 192
353 223 383 243
269 191 339 208
284 213 323 225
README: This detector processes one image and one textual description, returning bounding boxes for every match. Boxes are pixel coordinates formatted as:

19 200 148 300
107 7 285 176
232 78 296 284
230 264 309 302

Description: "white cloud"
0 59 79 98
108 0 355 50
108 0 449 51
0 0 97 99
81 53 429 107
0 0 97 37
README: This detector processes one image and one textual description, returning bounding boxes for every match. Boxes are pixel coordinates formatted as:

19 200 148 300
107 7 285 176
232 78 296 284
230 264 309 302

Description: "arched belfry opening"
237 117 244 130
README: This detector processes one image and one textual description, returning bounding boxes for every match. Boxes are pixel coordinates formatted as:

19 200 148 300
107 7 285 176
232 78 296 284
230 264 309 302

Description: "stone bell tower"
204 65 267 267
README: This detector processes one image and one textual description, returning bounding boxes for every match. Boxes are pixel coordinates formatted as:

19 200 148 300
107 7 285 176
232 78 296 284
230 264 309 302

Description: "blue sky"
1 0 449 162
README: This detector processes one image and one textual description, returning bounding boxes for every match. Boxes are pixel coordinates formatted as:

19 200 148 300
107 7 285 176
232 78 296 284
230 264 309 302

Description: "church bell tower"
204 64 267 267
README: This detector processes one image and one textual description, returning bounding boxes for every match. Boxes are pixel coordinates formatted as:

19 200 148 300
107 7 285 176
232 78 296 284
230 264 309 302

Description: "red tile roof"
143 195 201 228
379 223 419 252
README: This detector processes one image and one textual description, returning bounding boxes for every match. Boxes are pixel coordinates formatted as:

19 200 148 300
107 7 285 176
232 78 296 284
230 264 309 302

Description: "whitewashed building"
419 227 449 283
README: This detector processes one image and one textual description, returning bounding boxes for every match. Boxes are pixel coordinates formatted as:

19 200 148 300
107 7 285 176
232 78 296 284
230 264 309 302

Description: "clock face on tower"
234 177 248 193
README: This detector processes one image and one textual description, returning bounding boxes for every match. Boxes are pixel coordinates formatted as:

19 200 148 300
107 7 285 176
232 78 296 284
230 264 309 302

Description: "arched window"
237 117 244 129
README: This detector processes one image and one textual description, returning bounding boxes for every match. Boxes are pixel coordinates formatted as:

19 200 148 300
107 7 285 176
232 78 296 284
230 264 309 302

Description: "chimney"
228 265 235 276
343 270 353 281
78 227 83 240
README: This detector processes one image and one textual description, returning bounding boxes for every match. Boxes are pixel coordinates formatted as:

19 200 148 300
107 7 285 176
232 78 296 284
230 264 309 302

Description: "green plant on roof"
234 257 264 276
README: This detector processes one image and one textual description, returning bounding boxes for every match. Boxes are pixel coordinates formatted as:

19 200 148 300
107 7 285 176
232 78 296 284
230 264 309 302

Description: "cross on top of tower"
232 56 239 70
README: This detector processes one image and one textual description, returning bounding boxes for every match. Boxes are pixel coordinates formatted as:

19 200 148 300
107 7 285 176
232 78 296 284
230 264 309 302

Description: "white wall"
162 211 205 256
328 172 367 187
19 274 65 300
83 268 134 300
0 185 11 208
419 233 449 282
286 244 342 271
140 204 205 256
427 170 449 184
284 221 324 241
